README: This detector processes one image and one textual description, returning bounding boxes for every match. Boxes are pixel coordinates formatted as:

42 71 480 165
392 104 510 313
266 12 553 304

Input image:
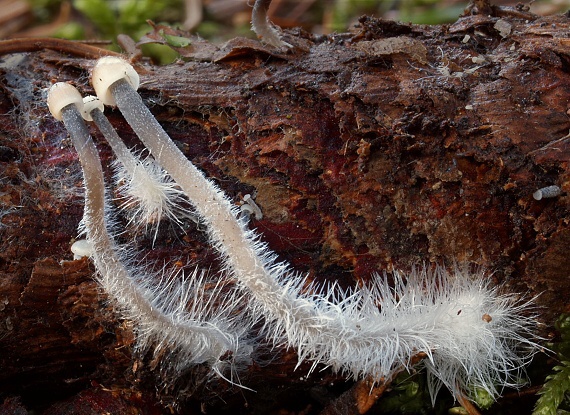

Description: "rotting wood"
0 12 568 414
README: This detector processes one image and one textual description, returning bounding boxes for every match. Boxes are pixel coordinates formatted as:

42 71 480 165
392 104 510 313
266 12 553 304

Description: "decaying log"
0 11 569 414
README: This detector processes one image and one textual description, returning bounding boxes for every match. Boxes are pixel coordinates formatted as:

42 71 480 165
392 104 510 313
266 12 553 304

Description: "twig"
0 38 121 59
457 391 483 415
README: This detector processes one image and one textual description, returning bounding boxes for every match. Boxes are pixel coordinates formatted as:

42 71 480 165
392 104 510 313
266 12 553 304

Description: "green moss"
533 315 570 415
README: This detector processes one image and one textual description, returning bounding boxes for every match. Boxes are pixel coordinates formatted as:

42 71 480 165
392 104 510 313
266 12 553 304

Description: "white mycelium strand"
91 57 540 403
48 83 255 382
83 96 189 239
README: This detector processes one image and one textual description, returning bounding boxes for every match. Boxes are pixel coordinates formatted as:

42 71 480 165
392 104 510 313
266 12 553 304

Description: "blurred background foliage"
1 0 568 62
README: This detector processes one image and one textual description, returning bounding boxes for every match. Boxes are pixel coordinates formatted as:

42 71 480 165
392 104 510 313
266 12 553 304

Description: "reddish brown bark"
0 12 568 413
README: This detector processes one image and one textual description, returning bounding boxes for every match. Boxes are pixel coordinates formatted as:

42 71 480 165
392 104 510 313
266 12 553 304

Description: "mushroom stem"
109 76 290 318
83 96 187 233
48 83 248 378
82 96 139 174
251 0 291 49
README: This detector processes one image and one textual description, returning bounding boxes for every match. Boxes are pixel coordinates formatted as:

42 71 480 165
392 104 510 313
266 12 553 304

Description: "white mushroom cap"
91 56 140 106
82 95 104 122
47 82 84 121
71 238 94 259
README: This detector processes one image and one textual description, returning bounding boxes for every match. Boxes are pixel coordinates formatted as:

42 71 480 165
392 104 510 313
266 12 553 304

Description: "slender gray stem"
60 103 238 366
110 78 301 320
87 104 192 234
251 0 291 49
90 107 139 173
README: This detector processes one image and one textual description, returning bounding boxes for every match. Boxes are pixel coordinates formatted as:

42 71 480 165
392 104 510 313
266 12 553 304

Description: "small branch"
463 0 538 19
0 38 121 59
457 392 483 415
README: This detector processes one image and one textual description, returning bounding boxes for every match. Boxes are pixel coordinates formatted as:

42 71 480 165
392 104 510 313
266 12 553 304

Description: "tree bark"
0 12 568 414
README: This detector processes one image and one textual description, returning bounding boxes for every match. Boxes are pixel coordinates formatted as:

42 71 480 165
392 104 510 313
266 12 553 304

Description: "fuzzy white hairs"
47 59 540 409
47 82 258 384
82 95 191 241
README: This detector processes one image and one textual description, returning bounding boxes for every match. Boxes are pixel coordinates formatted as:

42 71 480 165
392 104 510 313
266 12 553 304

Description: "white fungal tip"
533 185 561 200
91 56 140 106
82 95 104 122
71 238 93 259
47 82 84 121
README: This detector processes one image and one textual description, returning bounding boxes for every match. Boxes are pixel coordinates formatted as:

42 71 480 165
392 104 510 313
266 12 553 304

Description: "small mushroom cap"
47 82 84 121
82 95 104 122
533 185 561 200
92 56 140 106
533 189 544 201
71 239 93 259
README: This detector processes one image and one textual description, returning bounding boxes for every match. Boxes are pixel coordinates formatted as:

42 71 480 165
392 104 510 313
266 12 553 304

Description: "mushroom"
47 82 249 380
91 56 250 255
47 82 95 168
71 239 93 260
91 56 270 297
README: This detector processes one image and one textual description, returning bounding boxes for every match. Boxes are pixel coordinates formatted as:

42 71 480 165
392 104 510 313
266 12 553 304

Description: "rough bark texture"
0 11 569 414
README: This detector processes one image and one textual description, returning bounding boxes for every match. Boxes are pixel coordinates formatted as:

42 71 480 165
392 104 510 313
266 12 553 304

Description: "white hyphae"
89 57 540 404
248 265 537 402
